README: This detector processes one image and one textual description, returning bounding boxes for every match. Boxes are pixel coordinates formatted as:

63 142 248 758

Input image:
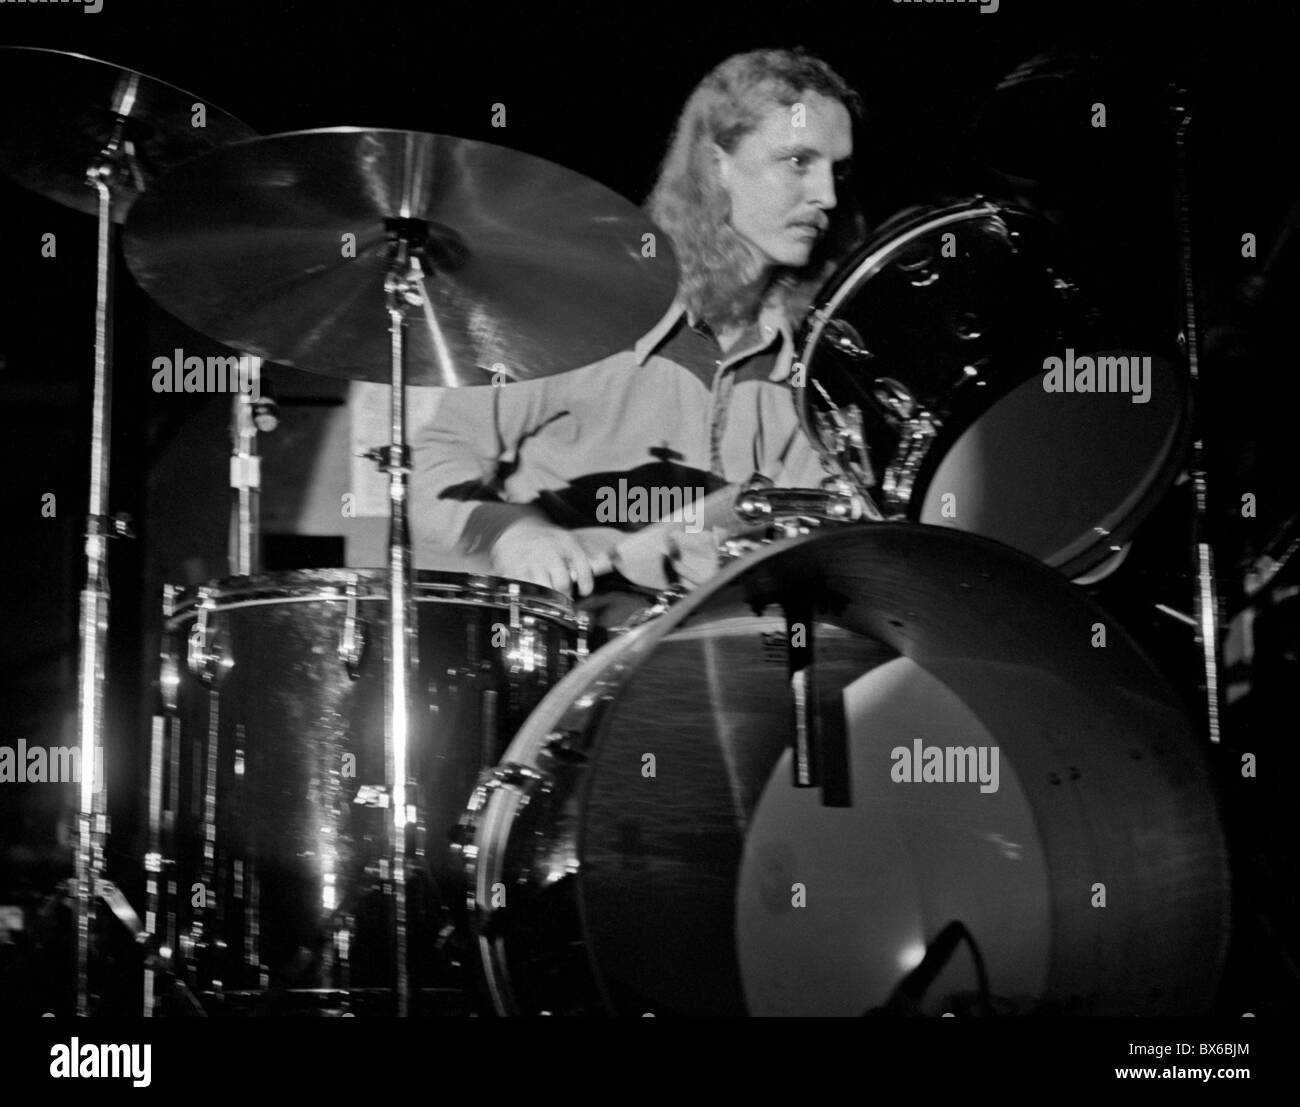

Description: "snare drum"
463 525 1228 1016
150 569 583 1014
796 200 1189 580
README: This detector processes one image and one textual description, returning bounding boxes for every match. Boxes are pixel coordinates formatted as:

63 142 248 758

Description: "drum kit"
2 45 1231 1017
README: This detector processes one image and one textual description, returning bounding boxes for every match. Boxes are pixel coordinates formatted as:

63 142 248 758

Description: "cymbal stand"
74 78 141 1015
377 220 428 1016
228 357 265 576
1172 87 1223 744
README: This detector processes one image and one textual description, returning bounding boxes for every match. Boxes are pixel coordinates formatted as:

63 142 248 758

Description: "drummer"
411 48 864 623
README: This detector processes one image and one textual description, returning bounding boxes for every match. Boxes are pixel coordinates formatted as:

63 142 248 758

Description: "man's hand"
488 518 722 596
489 518 623 596
600 527 721 590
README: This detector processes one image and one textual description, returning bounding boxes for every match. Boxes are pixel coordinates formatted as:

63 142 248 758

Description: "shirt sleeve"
773 416 833 489
409 378 553 558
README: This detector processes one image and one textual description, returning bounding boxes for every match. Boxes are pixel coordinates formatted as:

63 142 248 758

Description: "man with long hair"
412 48 864 620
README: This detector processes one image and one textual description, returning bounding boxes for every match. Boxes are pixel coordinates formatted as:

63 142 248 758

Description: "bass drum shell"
468 525 1229 1016
156 568 580 1013
795 200 1189 580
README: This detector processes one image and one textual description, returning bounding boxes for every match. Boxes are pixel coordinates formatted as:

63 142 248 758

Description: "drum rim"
467 619 657 1015
162 567 578 626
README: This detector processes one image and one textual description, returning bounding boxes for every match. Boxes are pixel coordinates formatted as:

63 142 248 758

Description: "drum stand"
72 100 141 1016
1171 88 1224 744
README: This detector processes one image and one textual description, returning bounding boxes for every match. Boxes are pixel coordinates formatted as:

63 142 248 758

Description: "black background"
1 0 1298 1017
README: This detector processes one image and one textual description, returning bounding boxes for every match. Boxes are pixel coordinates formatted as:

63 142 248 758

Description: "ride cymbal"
123 128 679 384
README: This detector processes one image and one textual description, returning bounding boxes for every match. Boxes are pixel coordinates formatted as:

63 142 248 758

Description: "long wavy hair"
647 48 867 329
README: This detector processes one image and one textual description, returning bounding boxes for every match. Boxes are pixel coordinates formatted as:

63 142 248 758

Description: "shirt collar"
634 299 797 382
633 301 688 364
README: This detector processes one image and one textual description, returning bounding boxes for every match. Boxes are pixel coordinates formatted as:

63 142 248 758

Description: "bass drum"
464 525 1229 1016
153 569 583 1014
796 199 1189 581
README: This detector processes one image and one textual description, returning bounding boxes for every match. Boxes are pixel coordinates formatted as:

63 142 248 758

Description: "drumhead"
916 350 1187 574
473 524 1229 1016
796 200 1189 578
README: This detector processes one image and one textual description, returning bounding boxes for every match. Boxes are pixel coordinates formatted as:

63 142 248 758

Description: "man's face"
714 90 854 273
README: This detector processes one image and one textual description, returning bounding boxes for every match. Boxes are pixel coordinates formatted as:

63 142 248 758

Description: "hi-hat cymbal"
122 128 679 385
0 46 257 224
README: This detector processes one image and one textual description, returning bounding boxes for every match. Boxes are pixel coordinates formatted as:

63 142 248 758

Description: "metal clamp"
337 575 366 679
734 476 865 532
88 511 135 539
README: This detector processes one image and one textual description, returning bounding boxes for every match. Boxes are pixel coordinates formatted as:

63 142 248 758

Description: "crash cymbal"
123 128 679 385
0 47 257 224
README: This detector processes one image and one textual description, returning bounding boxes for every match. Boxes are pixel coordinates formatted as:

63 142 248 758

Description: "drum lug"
822 318 876 363
812 405 879 507
159 649 180 712
160 584 182 711
883 413 937 512
457 761 547 856
337 575 366 679
559 613 591 665
352 784 390 808
541 729 589 765
467 761 548 822
611 587 689 633
872 377 917 423
484 762 546 790
162 582 181 620
506 616 544 676
186 587 229 684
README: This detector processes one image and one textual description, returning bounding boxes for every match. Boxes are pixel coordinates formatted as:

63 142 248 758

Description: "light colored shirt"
410 299 830 560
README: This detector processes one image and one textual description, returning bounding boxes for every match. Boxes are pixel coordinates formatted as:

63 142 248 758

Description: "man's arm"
774 415 834 489
409 377 619 594
409 382 545 556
